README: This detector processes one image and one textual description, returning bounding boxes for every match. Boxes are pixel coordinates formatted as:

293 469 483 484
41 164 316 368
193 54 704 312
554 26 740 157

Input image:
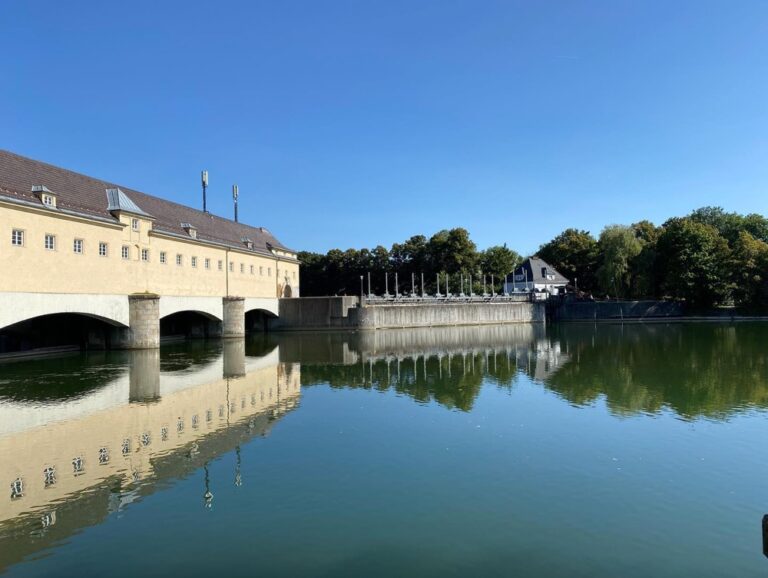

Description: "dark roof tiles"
0 150 295 257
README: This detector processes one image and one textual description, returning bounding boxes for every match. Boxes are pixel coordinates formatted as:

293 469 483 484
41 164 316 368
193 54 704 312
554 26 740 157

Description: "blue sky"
2 1 767 256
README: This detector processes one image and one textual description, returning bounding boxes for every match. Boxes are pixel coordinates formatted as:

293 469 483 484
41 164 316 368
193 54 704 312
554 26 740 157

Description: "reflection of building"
0 341 300 571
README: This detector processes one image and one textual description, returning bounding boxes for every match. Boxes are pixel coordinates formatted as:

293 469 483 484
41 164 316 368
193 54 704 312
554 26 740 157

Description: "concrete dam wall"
273 297 544 331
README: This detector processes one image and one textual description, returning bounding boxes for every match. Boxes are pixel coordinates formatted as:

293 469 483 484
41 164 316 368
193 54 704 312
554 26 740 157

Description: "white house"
504 257 569 295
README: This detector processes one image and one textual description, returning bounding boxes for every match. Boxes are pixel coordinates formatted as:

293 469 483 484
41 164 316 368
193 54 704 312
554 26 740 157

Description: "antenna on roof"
232 184 239 222
201 170 209 213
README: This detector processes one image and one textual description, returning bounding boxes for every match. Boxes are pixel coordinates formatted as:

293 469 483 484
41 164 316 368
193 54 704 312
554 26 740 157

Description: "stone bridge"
0 292 280 349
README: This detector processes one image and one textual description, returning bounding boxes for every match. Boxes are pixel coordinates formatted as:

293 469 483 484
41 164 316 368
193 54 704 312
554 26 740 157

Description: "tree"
537 229 599 291
427 228 477 275
656 218 732 308
596 225 643 297
731 231 768 309
480 245 522 292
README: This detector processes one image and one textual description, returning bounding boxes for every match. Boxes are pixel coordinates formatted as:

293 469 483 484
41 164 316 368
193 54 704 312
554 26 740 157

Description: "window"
45 234 56 250
260 266 263 275
142 248 150 262
218 260 223 271
160 251 167 264
176 254 182 266
132 218 140 231
229 261 234 272
240 263 244 274
99 242 108 257
73 239 83 254
250 265 254 275
122 245 130 260
205 258 210 269
191 256 198 268
11 229 24 246
42 194 55 207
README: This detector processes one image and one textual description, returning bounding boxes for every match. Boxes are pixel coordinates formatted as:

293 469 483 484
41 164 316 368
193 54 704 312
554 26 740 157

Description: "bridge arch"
159 297 223 322
0 293 129 331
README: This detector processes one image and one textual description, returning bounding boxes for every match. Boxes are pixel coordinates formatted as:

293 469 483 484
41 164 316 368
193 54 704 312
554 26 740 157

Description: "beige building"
0 150 300 349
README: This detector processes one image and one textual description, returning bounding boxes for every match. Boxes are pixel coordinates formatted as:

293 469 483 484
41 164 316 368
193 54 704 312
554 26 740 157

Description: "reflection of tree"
543 323 768 419
301 353 522 412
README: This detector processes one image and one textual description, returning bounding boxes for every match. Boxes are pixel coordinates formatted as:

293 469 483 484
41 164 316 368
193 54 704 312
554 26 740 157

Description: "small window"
205 258 210 269
240 263 244 274
250 265 254 275
229 261 234 272
160 251 167 264
176 254 182 266
122 245 130 260
73 239 83 254
218 260 223 271
142 248 150 262
191 256 198 268
132 218 140 231
99 242 108 257
42 194 55 207
45 234 56 251
11 229 24 246
259 266 263 275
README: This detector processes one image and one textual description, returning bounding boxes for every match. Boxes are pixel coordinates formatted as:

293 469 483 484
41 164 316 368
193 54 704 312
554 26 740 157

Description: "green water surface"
1 323 767 577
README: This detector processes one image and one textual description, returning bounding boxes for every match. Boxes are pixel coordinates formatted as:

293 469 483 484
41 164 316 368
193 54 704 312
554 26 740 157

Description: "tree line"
299 206 768 309
299 228 521 297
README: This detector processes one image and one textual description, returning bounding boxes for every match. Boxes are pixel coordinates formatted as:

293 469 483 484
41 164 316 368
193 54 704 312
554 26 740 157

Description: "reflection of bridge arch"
0 293 129 331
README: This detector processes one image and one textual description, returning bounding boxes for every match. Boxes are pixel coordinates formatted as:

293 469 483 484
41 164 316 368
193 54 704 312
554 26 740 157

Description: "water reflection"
2 322 768 575
0 339 300 573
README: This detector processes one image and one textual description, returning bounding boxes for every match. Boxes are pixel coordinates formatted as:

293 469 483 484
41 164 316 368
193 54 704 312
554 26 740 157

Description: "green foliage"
656 218 732 308
537 229 599 291
730 231 768 309
596 225 643 297
480 245 522 292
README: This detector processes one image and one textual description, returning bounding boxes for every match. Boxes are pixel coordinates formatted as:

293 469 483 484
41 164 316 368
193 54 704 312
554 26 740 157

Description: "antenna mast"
201 170 209 213
232 184 239 222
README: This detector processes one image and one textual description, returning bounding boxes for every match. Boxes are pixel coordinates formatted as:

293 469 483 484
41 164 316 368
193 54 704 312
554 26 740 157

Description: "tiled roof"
0 150 296 258
515 257 570 284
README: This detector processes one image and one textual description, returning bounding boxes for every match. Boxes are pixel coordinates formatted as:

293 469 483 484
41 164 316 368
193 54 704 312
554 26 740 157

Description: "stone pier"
222 296 246 338
127 293 160 349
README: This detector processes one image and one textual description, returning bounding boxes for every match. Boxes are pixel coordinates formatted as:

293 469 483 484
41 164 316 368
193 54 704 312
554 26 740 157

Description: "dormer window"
242 237 253 250
181 223 197 238
32 185 57 208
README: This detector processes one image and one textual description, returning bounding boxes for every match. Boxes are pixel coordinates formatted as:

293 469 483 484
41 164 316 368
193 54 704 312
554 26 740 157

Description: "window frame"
176 254 183 266
73 238 84 254
141 248 150 262
44 234 56 251
160 251 167 264
99 242 108 257
121 245 130 260
11 229 24 247
131 218 140 231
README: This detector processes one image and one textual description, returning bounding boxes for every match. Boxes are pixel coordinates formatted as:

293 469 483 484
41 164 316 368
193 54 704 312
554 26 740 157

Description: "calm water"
1 323 767 577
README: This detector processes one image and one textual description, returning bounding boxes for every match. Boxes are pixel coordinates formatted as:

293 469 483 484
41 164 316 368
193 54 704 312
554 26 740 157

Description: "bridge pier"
222 297 245 338
127 293 160 349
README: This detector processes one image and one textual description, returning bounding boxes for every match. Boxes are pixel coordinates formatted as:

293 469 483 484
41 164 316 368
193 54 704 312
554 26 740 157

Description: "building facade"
0 150 300 349
503 257 569 295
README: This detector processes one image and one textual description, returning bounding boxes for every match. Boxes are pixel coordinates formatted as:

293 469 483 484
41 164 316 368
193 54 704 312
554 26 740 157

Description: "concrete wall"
272 297 544 330
356 301 543 329
273 296 360 330
550 300 684 321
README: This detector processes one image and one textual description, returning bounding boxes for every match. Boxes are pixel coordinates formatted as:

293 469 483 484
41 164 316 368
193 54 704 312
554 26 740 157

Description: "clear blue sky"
2 1 767 256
